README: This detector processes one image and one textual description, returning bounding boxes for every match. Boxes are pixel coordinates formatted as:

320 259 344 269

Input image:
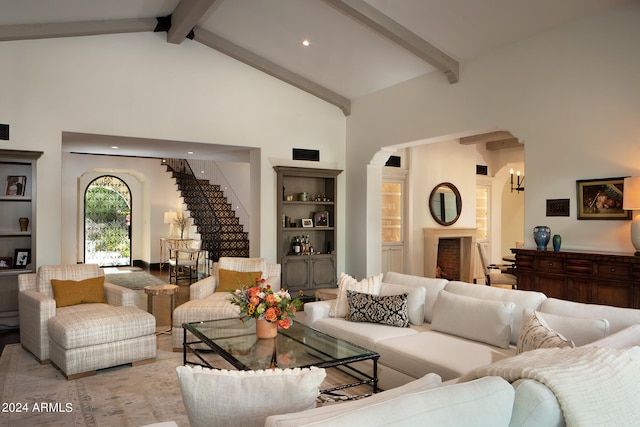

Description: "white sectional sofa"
303 271 640 389
270 271 640 426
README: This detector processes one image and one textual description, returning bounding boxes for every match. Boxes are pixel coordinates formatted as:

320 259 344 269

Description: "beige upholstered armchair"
18 264 157 379
171 257 281 350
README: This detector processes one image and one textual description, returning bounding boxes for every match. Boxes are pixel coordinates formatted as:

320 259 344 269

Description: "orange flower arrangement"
229 278 303 329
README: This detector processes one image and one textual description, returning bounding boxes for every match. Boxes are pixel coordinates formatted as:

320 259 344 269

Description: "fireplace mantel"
424 228 476 282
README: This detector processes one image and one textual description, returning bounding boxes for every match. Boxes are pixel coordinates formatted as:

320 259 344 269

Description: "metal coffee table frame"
183 318 379 395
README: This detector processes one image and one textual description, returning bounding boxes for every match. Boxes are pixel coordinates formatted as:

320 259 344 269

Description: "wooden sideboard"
511 248 640 309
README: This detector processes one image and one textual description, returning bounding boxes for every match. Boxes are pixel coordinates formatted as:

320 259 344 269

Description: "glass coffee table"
183 317 379 395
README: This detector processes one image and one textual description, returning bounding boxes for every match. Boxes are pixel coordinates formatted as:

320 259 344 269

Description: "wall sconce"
510 169 524 193
623 177 640 255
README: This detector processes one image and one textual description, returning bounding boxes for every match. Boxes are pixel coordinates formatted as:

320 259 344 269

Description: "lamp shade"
624 177 640 256
164 211 178 224
624 177 640 210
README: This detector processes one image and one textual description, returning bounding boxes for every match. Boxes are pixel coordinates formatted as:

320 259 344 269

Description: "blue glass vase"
533 226 551 250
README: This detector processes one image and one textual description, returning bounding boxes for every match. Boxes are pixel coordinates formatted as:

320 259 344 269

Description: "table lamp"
164 211 178 237
623 177 640 255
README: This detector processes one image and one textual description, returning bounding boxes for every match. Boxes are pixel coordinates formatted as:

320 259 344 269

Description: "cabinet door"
282 257 310 292
593 280 632 308
535 274 566 300
311 256 337 288
382 245 403 274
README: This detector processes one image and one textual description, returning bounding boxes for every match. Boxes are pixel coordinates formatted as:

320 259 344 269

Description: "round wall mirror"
428 182 462 226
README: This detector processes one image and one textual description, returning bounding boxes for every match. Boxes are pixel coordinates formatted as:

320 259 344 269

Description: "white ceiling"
1 0 629 159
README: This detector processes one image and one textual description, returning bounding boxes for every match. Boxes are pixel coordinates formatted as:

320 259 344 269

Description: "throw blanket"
459 346 640 427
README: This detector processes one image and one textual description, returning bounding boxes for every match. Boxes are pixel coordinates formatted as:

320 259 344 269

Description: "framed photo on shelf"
313 211 329 227
0 257 12 269
5 175 26 196
301 218 313 228
13 249 31 268
576 177 632 220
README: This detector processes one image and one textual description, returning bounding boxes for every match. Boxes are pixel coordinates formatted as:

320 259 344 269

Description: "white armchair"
18 264 157 379
171 257 281 350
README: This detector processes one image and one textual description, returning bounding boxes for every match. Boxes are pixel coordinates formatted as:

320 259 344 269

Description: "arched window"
84 175 131 267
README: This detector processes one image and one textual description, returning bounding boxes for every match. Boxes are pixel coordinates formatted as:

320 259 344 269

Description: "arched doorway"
84 175 131 266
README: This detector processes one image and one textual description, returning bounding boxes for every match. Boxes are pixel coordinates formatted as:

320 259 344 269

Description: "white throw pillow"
329 272 382 318
379 282 426 325
265 373 443 427
267 376 514 427
175 366 326 427
431 290 515 349
517 311 575 354
522 308 609 347
587 324 640 349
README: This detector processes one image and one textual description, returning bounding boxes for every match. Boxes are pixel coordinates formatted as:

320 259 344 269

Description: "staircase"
163 159 250 263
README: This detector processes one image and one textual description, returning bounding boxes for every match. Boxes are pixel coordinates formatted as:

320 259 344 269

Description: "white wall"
347 2 640 278
406 140 477 276
0 32 346 268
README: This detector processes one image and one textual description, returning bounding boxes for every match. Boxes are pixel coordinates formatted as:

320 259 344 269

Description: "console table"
511 248 640 309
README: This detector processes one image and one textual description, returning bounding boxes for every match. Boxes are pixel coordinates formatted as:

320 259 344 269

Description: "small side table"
144 284 179 335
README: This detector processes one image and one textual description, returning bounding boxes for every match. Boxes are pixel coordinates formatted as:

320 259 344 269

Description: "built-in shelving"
274 166 342 297
0 149 42 329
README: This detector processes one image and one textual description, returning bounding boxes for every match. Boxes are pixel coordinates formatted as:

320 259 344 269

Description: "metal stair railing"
163 158 222 267
187 159 250 237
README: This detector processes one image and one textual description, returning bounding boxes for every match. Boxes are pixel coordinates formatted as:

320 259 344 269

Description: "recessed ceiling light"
302 39 310 47
111 146 119 149
188 151 194 154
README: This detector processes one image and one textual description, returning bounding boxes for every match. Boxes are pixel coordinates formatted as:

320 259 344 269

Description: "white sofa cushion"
517 311 574 353
313 317 417 350
266 376 514 427
329 273 382 318
431 290 515 349
383 272 448 323
539 297 640 334
509 379 565 427
379 282 426 325
522 308 609 347
445 281 546 345
586 324 640 349
175 365 326 427
265 372 442 427
375 330 516 382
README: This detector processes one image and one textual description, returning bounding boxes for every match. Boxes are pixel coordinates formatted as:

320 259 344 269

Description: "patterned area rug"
104 271 166 290
0 334 372 426
0 335 188 427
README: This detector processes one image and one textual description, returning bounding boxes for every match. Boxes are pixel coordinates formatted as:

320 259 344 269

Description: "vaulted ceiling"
0 0 628 158
1 0 629 117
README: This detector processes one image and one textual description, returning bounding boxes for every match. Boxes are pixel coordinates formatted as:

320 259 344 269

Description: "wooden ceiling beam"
459 131 514 145
194 28 351 116
322 0 459 83
167 0 222 44
486 138 523 150
0 19 157 41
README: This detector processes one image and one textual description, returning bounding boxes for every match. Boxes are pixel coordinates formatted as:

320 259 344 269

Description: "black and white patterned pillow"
346 290 410 328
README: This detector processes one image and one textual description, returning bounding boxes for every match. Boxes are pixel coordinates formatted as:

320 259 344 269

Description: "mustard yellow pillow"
51 276 107 307
216 269 263 292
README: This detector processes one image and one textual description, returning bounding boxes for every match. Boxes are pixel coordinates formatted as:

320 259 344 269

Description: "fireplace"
424 228 476 282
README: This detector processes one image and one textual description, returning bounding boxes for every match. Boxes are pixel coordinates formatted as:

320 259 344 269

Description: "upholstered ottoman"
172 293 240 351
48 303 157 379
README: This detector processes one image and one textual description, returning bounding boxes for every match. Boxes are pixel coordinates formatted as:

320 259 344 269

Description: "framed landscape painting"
576 177 632 220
